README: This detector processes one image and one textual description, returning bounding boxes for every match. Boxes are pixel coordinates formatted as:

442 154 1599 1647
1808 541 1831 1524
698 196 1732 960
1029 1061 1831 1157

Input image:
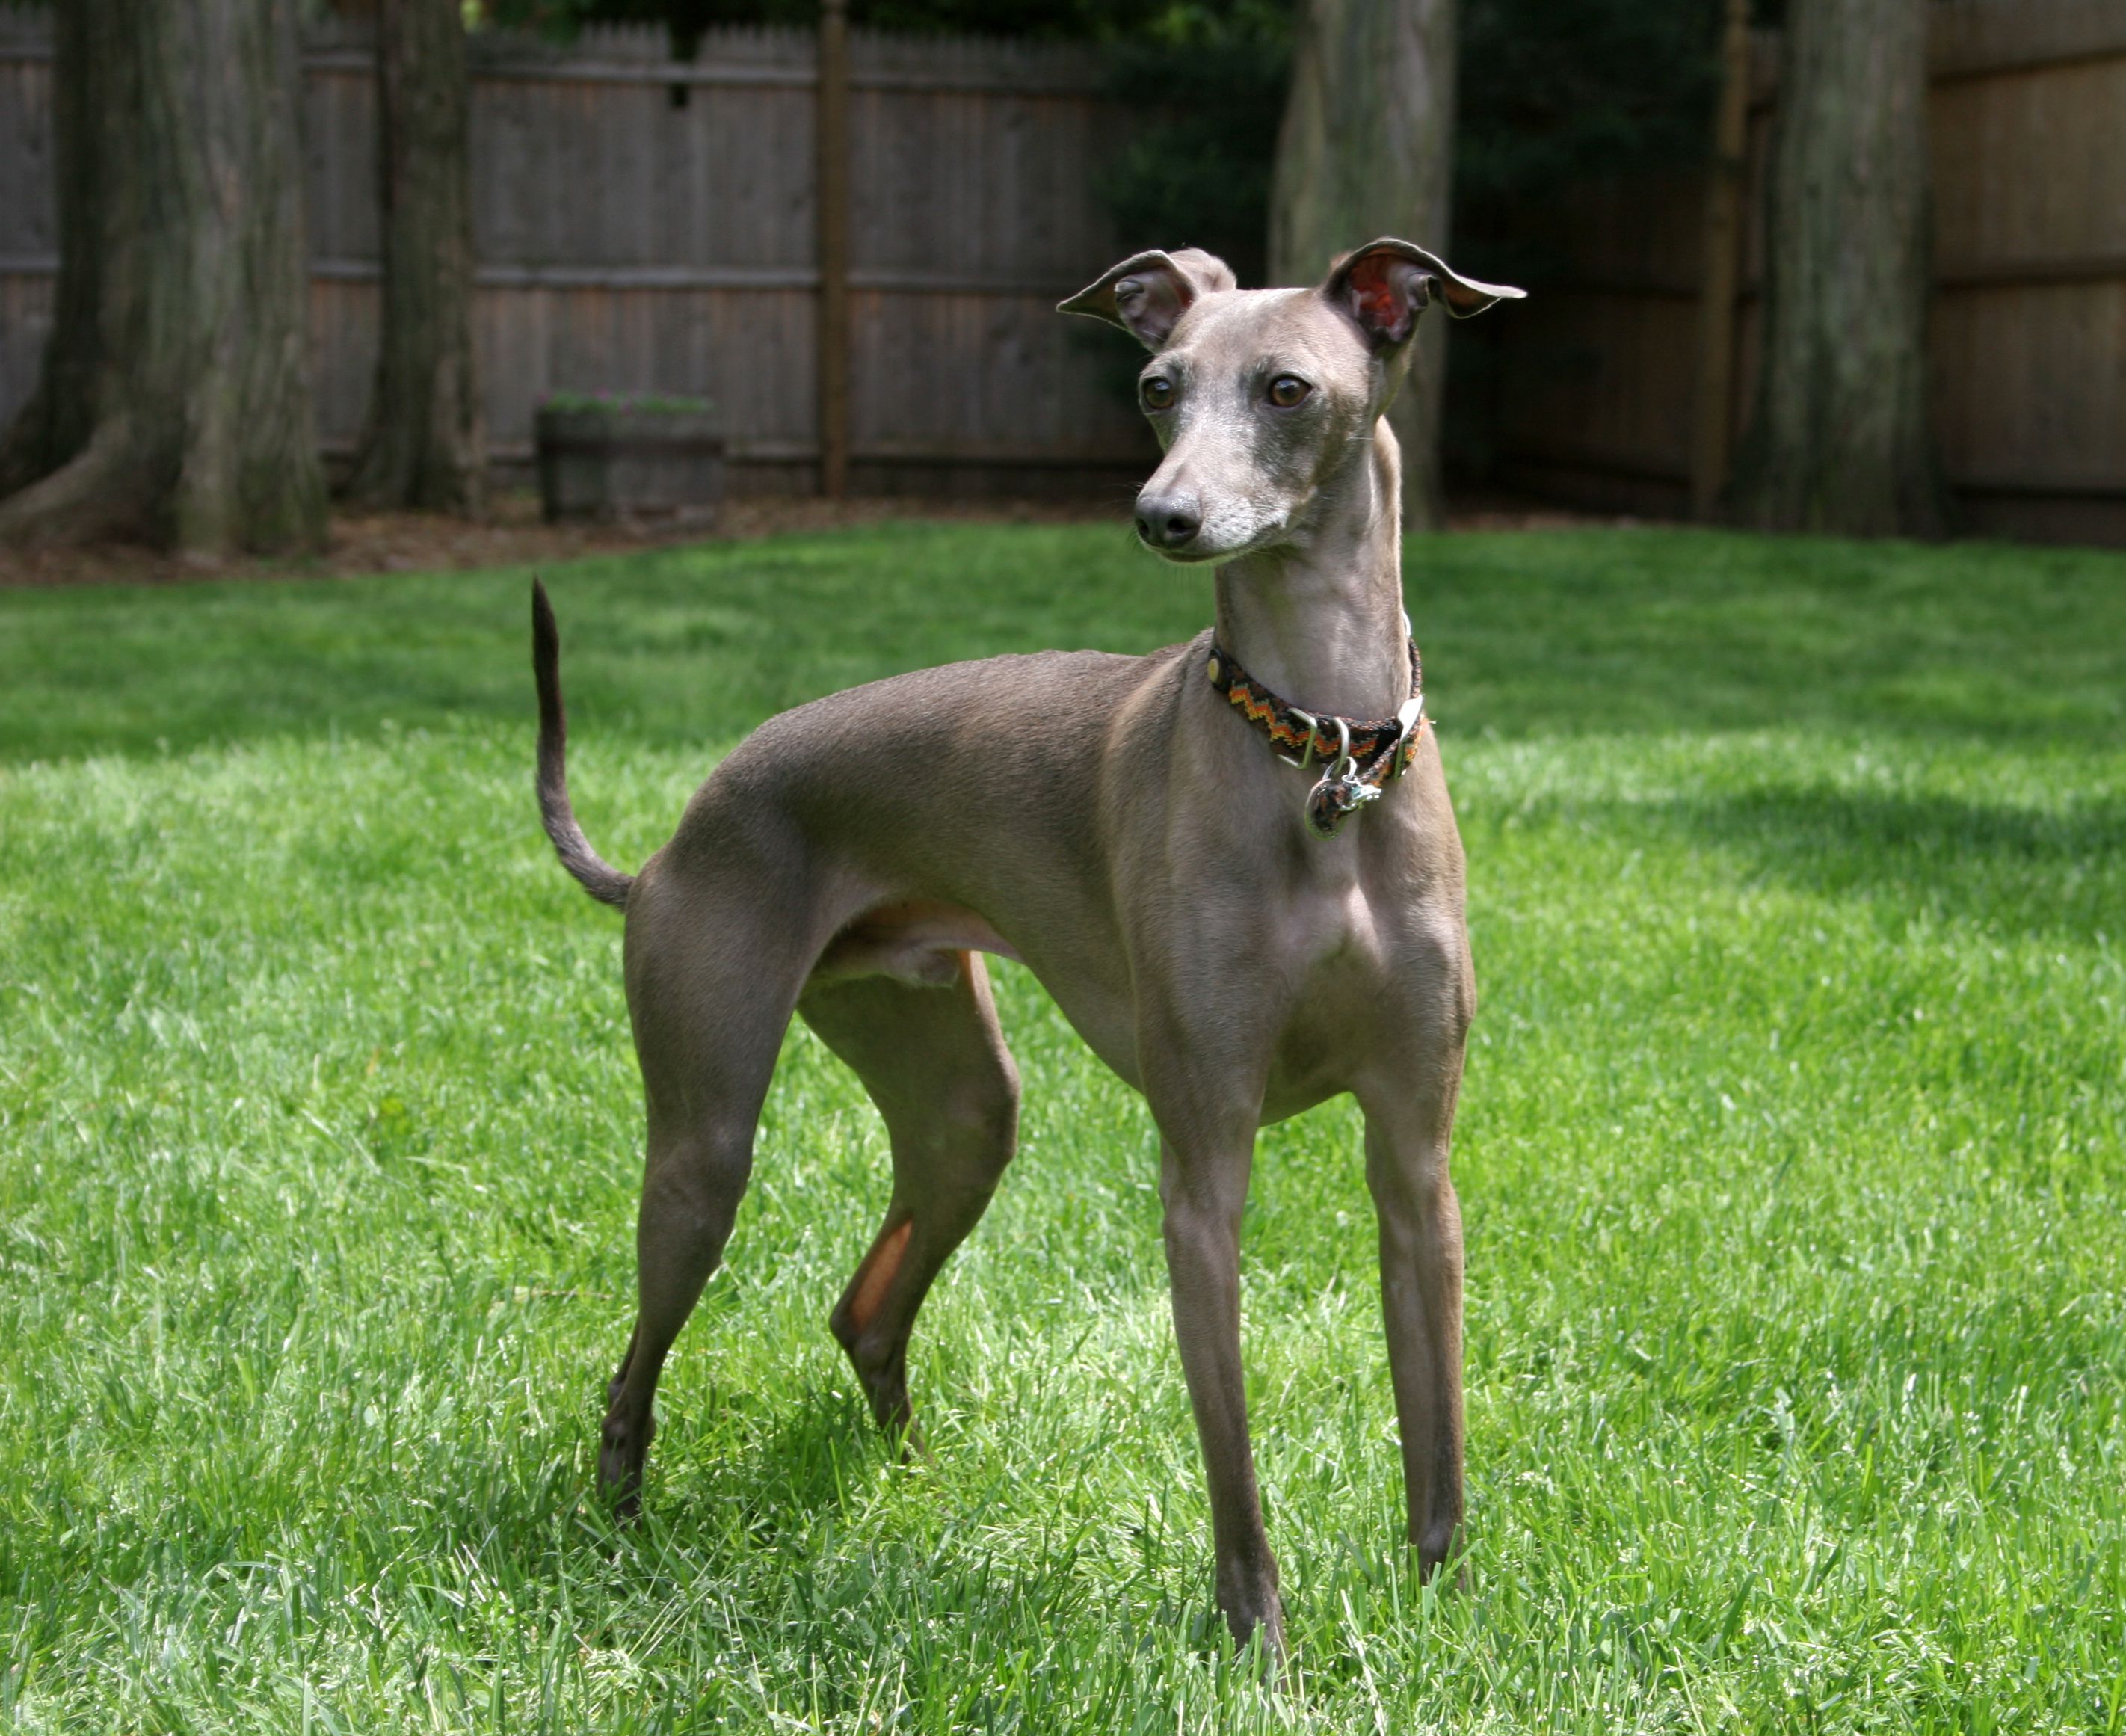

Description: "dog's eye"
1268 375 1311 408
1141 377 1175 410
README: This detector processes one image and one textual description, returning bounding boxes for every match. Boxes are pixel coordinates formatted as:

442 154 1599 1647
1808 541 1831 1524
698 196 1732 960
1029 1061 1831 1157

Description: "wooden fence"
1488 0 2126 545
0 13 1151 498
4 2 2118 532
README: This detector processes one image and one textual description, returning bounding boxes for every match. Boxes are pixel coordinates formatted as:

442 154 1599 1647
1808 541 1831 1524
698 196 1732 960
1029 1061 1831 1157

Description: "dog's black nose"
1134 497 1201 550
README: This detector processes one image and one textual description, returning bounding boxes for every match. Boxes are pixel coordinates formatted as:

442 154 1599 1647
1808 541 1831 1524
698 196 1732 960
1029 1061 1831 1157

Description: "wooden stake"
816 0 851 499
1690 0 1752 520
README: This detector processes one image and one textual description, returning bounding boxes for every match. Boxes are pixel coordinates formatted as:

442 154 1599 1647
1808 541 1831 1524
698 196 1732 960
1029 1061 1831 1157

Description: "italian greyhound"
532 238 1522 1655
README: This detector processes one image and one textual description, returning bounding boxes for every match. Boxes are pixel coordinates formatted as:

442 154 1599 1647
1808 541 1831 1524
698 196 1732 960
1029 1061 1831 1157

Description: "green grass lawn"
1 523 2121 1732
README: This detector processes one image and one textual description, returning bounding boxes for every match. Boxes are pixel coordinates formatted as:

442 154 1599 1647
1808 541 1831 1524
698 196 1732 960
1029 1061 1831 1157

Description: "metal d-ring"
1325 715 1354 780
1279 707 1322 770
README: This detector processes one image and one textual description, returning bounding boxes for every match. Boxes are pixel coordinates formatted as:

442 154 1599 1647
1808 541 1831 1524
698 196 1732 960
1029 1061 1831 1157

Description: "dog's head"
1060 241 1523 564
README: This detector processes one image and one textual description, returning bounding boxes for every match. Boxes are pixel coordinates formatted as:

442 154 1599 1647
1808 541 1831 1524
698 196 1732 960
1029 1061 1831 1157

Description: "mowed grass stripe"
0 524 2122 1732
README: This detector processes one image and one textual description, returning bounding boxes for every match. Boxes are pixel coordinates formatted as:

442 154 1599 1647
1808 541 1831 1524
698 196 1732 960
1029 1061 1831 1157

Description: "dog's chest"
1272 852 1399 991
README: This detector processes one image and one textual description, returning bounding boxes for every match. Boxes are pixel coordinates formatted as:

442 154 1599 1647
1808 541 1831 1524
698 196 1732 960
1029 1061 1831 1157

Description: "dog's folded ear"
1323 238 1525 352
1059 248 1237 350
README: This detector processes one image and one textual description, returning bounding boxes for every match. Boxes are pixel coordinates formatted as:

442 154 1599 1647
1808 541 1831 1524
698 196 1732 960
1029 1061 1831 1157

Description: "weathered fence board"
1491 0 2126 543
0 13 1149 499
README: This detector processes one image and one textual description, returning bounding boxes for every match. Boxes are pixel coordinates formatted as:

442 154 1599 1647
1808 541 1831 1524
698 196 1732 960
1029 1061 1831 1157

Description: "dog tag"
1304 768 1380 839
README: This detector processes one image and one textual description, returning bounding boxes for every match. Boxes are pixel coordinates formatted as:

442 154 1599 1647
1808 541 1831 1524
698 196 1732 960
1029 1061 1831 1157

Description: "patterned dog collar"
1206 638 1427 839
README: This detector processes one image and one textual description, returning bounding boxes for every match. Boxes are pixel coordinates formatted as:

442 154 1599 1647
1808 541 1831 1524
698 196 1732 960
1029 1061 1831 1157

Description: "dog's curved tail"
532 579 635 910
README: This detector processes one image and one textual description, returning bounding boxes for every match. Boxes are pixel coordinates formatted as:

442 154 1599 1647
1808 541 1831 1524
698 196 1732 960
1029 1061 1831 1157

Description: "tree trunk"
341 0 484 513
1269 0 1456 532
1726 0 1947 537
0 0 325 554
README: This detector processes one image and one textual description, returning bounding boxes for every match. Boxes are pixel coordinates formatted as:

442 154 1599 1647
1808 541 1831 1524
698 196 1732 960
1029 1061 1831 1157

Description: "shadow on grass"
1660 787 2125 943
422 1382 888 1605
617 1376 895 1551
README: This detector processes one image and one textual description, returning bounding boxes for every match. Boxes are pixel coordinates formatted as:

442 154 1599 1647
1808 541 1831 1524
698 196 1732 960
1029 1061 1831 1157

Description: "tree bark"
1269 0 1457 532
1689 0 1753 522
342 0 484 513
1726 0 1947 537
0 0 325 554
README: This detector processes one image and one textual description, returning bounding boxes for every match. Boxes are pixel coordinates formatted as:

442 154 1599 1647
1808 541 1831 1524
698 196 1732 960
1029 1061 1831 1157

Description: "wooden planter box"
536 402 725 523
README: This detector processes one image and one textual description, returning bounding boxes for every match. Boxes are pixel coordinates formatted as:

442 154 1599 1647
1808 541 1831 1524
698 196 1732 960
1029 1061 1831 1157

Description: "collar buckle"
1386 695 1425 779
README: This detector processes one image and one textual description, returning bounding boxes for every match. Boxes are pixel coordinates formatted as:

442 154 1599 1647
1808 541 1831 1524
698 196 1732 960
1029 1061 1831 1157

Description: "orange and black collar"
1205 637 1427 837
1206 638 1424 776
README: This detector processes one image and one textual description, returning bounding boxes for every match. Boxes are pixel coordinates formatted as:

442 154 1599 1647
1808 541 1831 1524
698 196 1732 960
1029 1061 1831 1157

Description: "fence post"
1690 0 1752 520
816 0 851 498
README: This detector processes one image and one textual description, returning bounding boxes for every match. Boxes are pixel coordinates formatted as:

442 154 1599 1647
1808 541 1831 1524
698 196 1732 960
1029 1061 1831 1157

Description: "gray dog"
532 237 1521 1655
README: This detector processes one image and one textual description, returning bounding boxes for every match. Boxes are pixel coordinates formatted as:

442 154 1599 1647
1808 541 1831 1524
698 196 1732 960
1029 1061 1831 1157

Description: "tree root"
0 418 155 550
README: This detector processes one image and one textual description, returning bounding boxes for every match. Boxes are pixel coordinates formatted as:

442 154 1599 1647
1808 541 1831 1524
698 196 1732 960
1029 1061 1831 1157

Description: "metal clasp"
1386 694 1425 779
1303 717 1384 840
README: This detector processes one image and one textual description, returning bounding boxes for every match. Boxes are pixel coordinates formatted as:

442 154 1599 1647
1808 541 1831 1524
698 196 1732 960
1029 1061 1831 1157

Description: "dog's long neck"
1213 419 1411 721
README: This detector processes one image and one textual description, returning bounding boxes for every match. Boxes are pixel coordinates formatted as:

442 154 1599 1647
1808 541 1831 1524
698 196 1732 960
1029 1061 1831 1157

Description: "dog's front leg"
1356 1071 1468 1584
1156 1124 1284 1656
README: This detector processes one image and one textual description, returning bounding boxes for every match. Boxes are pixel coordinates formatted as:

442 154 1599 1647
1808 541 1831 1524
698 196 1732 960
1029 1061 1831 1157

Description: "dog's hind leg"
599 872 816 1515
798 953 1020 1444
